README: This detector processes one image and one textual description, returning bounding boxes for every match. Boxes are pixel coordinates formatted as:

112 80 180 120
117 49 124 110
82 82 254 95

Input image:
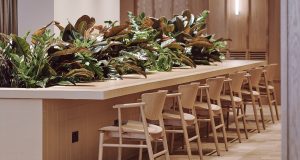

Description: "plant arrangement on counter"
0 10 228 88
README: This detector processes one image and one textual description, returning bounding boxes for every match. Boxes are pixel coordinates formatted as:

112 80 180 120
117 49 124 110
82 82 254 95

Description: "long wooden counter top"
0 60 265 100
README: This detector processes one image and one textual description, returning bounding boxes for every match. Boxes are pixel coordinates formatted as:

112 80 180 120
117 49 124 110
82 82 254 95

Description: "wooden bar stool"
260 64 280 122
98 91 170 160
242 68 266 133
163 83 203 160
220 72 249 143
194 77 228 156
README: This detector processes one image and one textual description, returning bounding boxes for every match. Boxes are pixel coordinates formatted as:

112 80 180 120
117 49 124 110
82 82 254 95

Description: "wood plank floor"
150 106 281 160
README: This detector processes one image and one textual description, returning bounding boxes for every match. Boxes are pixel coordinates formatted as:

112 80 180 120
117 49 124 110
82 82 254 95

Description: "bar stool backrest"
206 77 225 101
248 68 263 88
265 64 278 82
178 83 199 109
142 91 167 121
229 72 246 93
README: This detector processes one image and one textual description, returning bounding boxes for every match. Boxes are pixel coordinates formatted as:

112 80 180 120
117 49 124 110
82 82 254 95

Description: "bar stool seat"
241 89 260 96
100 120 163 139
260 85 275 90
163 110 195 126
220 95 242 103
194 102 222 113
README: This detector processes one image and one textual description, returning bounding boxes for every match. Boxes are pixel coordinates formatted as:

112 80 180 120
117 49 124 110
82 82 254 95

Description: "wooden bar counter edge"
0 60 265 160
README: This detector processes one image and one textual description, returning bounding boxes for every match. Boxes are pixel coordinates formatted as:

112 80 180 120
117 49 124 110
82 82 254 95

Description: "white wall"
18 0 120 36
54 0 120 33
0 99 43 160
18 0 54 36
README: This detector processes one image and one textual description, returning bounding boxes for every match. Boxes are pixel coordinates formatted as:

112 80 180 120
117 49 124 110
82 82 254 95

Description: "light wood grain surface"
0 60 265 100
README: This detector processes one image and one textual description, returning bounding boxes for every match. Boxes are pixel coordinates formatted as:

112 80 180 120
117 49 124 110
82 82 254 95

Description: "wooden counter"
0 60 265 160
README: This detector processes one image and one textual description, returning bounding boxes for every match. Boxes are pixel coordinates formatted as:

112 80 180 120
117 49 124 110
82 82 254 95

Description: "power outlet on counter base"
72 131 79 143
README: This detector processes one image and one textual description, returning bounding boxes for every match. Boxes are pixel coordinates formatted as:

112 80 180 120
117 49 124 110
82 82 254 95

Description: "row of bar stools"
97 64 279 160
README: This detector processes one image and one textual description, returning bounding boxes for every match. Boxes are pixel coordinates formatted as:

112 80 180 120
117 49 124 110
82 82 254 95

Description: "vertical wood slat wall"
120 0 280 102
120 0 275 62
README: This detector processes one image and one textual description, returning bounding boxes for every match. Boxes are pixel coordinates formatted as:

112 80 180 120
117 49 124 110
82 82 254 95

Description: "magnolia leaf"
75 15 96 32
0 33 10 43
163 24 175 33
124 63 147 78
161 39 176 48
166 43 185 51
104 24 129 37
54 21 65 31
174 16 185 32
187 41 213 48
62 23 76 42
190 36 210 43
65 68 94 78
179 54 196 68
149 17 160 29
50 47 87 58
32 21 53 38
142 17 154 28
11 35 30 57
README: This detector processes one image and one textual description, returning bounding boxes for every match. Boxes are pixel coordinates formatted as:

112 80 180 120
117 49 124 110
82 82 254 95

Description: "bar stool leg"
139 141 143 160
98 132 104 160
232 105 242 143
182 123 193 159
146 137 154 160
118 147 122 160
218 106 228 151
240 104 249 139
266 88 275 123
251 96 261 133
210 116 221 156
193 109 204 160
272 90 280 120
258 96 266 130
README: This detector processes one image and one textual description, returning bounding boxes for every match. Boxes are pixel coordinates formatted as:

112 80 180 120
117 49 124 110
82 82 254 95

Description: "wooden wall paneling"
208 0 227 39
136 0 154 16
120 0 135 23
227 0 249 52
188 0 209 15
249 52 267 60
249 0 268 52
172 0 188 15
269 0 281 102
153 0 173 19
228 52 247 60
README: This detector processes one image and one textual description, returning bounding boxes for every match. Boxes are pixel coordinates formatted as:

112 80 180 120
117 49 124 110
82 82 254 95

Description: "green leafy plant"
0 9 228 88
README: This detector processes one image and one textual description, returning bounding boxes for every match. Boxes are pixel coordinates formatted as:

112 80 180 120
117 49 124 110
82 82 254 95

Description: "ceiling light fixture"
235 0 240 15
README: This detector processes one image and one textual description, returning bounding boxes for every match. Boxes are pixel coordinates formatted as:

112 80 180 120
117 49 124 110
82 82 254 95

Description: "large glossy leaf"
0 33 10 43
11 35 30 57
64 68 94 79
50 47 87 58
104 24 129 37
187 41 213 48
75 15 96 34
62 23 77 42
